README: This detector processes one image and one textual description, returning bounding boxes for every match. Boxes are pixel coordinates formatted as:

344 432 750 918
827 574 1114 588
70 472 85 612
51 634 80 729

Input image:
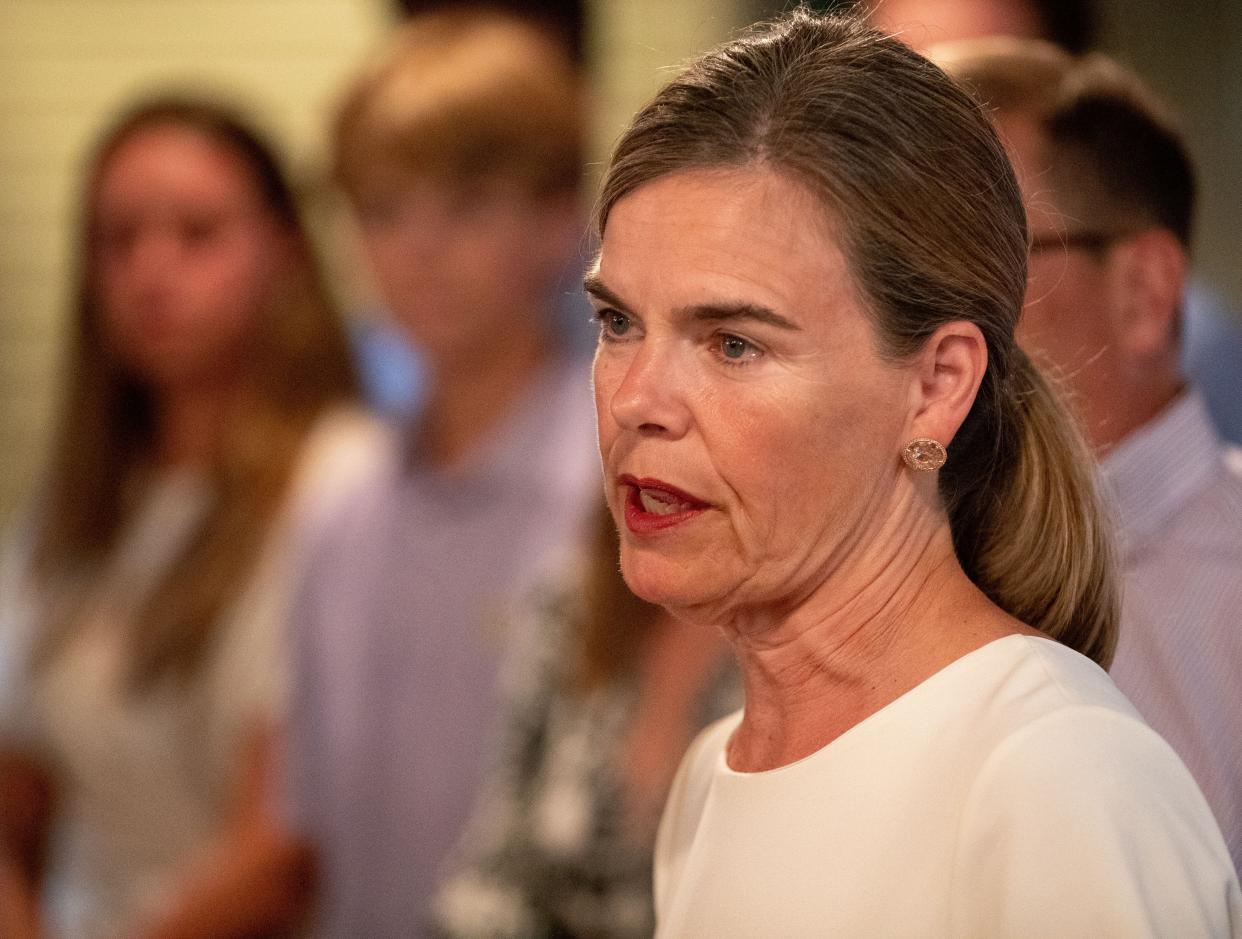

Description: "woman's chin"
619 556 679 604
619 551 731 619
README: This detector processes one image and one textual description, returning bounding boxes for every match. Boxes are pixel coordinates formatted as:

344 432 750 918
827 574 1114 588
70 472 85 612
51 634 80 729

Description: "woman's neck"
724 515 1030 773
152 380 240 469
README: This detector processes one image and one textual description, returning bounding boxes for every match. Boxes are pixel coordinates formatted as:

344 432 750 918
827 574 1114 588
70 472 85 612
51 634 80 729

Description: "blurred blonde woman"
0 97 384 939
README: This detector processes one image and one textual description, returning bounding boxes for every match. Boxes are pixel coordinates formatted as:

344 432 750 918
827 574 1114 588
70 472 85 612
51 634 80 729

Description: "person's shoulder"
946 637 1209 813
949 639 1240 936
955 635 1142 737
1010 635 1138 711
977 637 1198 796
665 712 739 812
296 405 398 502
1162 441 1242 557
290 406 400 543
972 669 1197 812
953 708 1240 935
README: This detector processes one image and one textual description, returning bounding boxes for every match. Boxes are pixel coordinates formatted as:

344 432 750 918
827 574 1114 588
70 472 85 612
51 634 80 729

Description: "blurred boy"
285 12 599 936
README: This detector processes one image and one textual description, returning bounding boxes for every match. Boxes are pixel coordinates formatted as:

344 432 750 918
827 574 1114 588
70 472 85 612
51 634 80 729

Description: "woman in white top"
585 9 1241 937
0 97 383 938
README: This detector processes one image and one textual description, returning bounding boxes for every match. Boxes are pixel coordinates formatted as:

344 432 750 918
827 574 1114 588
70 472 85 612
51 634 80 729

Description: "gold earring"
902 437 947 472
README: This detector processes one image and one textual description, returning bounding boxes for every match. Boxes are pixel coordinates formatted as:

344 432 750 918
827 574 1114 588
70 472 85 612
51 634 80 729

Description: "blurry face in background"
999 114 1131 444
354 170 568 370
92 124 285 392
868 0 1043 51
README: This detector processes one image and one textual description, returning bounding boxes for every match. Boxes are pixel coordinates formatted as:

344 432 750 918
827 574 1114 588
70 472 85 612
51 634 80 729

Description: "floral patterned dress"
433 578 741 939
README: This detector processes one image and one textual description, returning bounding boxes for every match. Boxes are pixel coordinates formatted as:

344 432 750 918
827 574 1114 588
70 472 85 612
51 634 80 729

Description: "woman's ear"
907 320 989 447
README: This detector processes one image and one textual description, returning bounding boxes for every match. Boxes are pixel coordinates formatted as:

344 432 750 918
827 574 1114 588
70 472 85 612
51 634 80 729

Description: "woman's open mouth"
619 475 710 534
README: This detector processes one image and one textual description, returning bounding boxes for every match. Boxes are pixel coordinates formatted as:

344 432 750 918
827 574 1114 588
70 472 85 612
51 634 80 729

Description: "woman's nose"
604 341 691 439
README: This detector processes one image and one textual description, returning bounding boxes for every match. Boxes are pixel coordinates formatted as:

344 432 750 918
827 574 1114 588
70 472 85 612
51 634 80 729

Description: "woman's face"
91 124 286 391
590 167 915 623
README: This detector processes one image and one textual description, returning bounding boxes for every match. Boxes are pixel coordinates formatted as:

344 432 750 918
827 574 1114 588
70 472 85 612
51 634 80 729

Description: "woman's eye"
718 333 758 362
599 309 632 338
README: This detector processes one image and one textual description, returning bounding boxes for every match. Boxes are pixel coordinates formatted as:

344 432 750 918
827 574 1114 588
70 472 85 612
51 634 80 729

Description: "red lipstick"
619 475 710 534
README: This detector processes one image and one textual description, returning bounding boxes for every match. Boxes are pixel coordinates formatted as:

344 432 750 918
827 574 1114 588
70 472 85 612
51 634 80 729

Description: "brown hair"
332 9 583 201
933 37 1196 248
34 96 358 689
596 9 1118 666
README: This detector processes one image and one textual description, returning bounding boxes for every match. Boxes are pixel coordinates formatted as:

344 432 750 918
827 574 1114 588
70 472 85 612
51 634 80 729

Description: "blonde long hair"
596 10 1118 666
33 97 357 689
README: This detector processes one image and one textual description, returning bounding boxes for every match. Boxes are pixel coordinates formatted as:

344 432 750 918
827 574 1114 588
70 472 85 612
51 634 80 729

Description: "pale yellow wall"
0 0 395 524
0 0 750 526
1097 0 1242 314
589 0 746 174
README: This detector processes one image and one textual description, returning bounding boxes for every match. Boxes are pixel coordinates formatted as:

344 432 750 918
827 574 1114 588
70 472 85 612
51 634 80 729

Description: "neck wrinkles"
723 488 997 772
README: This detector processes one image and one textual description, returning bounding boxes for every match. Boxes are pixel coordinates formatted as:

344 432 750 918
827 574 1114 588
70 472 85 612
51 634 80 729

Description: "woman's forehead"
597 166 859 321
96 126 262 208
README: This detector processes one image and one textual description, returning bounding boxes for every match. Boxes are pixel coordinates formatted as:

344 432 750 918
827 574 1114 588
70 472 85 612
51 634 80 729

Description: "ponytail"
945 351 1119 667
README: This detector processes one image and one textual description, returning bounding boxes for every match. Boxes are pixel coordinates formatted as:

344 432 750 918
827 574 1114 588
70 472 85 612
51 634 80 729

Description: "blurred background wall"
1095 0 1242 315
0 0 1237 524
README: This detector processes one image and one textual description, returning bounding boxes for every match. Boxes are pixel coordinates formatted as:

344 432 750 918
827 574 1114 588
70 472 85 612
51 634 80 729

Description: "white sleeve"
950 706 1242 939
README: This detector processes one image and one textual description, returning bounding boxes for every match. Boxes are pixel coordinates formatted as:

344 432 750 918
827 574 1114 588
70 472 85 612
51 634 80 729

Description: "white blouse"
655 635 1241 938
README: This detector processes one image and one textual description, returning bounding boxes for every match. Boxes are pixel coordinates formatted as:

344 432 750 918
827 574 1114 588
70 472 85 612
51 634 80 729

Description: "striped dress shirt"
1103 389 1242 874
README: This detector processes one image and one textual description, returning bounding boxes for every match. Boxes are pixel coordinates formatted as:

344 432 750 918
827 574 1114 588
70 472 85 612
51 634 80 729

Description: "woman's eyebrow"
582 274 631 312
684 302 801 331
584 275 800 332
